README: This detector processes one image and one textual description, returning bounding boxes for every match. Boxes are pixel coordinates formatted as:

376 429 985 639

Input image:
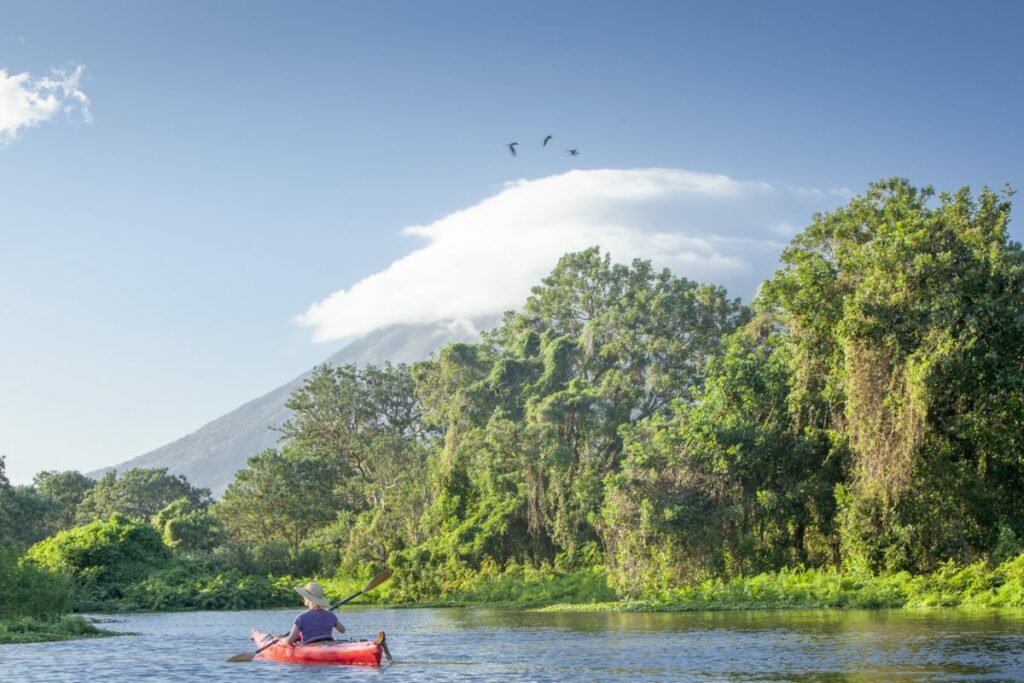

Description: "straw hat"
294 580 330 609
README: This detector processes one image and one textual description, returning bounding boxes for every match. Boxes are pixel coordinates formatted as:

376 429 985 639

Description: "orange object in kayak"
250 630 383 666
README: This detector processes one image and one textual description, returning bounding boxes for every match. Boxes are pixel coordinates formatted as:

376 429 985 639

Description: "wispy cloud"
0 65 90 147
297 168 848 342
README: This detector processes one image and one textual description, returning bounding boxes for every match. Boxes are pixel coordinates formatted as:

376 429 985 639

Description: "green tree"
0 547 72 619
603 322 843 594
404 248 748 588
33 470 96 532
216 448 336 551
75 468 211 524
25 515 170 596
1 457 61 550
0 456 11 547
762 179 1024 571
0 486 59 550
154 497 225 552
278 362 432 570
281 362 427 512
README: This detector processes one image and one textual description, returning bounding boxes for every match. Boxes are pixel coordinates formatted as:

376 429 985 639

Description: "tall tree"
603 321 844 593
154 497 225 552
762 179 1024 571
216 447 336 551
33 470 96 531
281 362 427 512
411 248 748 575
2 487 59 549
75 468 211 524
0 456 59 550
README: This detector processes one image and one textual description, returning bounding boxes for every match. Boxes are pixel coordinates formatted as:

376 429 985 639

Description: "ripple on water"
5 607 1024 682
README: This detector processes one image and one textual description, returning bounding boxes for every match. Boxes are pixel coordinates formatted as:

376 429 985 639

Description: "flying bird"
507 142 519 157
566 148 579 156
542 135 553 147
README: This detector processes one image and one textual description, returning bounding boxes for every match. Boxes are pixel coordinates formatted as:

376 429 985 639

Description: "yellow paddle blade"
362 567 393 593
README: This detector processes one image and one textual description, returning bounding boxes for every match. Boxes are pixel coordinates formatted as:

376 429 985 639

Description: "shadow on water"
4 607 1024 681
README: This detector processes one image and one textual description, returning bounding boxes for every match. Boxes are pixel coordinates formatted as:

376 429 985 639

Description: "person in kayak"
281 580 346 646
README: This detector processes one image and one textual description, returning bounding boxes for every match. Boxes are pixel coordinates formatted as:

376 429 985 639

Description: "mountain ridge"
90 320 484 495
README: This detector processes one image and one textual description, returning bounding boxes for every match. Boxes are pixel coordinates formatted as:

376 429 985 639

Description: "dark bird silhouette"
542 135 553 147
566 148 579 156
507 142 519 157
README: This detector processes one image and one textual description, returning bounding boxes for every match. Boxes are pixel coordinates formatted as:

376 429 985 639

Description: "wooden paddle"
227 568 394 663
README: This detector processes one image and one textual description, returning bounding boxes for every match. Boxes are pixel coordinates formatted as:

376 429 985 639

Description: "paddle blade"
375 630 394 663
228 635 278 662
227 652 257 663
362 567 393 593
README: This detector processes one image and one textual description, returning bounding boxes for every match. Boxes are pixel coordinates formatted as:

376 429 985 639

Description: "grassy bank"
0 616 119 644
403 565 616 608
540 555 1024 612
303 554 1024 612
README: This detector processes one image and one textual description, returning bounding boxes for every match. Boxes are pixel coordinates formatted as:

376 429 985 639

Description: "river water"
4 607 1024 681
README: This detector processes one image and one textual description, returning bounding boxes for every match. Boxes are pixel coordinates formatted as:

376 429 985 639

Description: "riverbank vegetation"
0 547 114 643
543 554 1024 612
4 179 1024 633
0 616 111 644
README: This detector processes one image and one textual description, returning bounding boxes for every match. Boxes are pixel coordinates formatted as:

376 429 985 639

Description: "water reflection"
3 607 1024 681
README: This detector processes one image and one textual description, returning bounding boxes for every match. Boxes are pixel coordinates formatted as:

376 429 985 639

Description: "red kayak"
250 629 384 666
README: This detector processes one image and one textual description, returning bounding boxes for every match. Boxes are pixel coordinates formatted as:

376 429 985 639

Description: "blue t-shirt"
294 608 339 642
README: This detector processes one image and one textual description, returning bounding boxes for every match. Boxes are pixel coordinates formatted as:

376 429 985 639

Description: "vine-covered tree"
25 514 170 594
396 248 749 595
762 179 1024 572
603 321 844 593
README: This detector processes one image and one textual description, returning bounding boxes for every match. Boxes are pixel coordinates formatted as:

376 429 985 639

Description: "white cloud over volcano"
297 168 850 342
0 65 90 147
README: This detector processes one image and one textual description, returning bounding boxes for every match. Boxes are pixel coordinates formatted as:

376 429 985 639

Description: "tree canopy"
33 470 96 532
762 179 1024 571
9 180 1024 604
75 468 211 524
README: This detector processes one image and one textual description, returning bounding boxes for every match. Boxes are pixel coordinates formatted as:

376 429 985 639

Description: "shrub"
0 547 72 618
118 564 295 611
211 540 326 577
24 515 170 601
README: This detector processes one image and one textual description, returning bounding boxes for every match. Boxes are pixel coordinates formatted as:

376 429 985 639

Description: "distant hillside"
91 321 484 495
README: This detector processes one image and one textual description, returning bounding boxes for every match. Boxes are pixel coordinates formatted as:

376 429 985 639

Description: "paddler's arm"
334 614 345 635
282 624 300 646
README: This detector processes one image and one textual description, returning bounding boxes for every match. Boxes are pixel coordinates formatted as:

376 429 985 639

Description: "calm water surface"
4 607 1024 682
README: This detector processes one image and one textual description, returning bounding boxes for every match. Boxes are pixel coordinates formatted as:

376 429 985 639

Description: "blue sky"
2 0 1022 482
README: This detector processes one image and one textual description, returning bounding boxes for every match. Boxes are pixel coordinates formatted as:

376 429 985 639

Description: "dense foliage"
33 470 96 531
762 180 1024 573
387 248 748 597
76 468 211 524
0 541 107 644
5 179 1024 623
25 515 171 604
0 546 71 618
